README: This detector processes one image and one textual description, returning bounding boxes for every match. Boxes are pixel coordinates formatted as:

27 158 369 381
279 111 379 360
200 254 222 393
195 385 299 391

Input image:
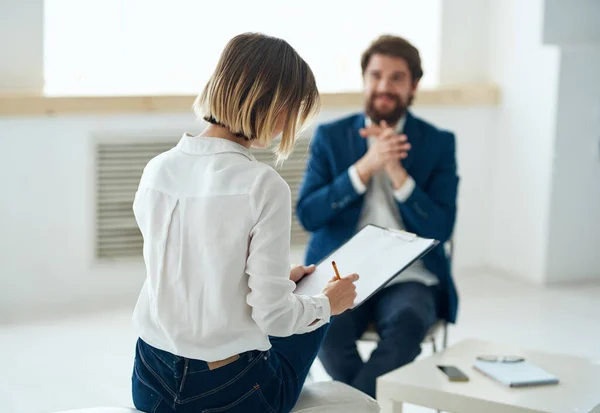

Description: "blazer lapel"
349 113 368 163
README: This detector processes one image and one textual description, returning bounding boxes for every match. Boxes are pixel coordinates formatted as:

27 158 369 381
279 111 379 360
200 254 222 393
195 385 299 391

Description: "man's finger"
385 142 411 152
360 125 381 137
389 150 409 160
380 127 395 140
379 120 395 133
390 142 411 151
378 121 396 139
390 147 411 156
386 137 410 147
385 135 407 145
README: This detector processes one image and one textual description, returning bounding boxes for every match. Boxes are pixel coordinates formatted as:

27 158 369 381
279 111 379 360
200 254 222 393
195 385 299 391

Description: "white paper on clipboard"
294 224 438 308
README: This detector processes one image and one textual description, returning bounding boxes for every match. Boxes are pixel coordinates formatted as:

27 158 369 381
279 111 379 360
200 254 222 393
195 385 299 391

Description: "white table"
377 339 600 413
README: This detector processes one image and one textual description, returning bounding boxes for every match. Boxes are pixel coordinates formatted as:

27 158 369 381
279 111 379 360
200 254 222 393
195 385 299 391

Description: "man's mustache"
371 93 400 101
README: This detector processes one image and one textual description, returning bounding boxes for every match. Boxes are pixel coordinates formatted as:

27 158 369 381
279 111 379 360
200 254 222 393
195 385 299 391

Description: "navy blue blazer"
296 112 459 323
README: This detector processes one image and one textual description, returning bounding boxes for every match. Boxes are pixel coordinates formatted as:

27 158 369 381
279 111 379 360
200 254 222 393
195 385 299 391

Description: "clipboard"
294 224 439 308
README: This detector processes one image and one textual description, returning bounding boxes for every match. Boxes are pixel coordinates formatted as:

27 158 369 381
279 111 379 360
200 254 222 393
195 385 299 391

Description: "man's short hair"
361 35 424 83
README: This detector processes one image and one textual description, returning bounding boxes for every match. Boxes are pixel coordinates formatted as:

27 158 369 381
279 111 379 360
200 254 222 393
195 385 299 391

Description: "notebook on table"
473 360 560 388
294 224 438 309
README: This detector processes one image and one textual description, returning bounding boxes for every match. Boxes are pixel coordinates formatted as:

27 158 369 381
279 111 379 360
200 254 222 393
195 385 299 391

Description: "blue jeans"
318 282 437 398
132 324 328 413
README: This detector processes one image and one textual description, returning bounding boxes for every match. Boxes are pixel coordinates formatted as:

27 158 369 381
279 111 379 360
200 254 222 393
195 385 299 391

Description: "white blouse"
132 135 331 362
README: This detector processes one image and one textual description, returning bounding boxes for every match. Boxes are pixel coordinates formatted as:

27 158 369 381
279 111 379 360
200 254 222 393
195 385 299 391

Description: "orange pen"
331 261 341 280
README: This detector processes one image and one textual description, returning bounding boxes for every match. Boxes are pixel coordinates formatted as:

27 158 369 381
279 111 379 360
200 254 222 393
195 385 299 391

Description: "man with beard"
296 35 459 398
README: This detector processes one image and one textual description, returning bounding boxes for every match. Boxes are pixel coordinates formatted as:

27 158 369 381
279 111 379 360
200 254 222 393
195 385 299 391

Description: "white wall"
544 0 600 45
0 0 43 93
542 0 600 283
0 114 193 321
0 105 496 321
545 46 600 282
439 0 491 85
485 0 561 284
538 0 600 283
483 0 600 284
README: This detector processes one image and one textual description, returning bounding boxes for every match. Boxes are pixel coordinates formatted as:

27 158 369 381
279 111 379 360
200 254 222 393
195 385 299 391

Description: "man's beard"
365 93 413 125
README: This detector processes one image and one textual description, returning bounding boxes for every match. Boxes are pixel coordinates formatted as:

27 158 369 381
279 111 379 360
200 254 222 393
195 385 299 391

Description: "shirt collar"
365 114 407 135
176 134 255 161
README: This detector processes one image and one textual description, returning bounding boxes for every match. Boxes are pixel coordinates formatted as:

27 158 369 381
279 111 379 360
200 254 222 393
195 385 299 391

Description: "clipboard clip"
386 228 417 242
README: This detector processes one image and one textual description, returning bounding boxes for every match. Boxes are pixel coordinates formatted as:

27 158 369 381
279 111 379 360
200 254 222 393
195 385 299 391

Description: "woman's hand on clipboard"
322 273 360 315
289 264 316 283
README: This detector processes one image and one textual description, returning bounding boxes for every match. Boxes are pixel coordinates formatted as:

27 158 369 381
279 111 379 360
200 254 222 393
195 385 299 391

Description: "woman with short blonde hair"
131 33 358 413
194 33 319 162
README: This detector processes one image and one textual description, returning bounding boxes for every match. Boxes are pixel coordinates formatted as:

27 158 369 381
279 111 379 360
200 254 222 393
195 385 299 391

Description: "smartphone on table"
437 365 469 382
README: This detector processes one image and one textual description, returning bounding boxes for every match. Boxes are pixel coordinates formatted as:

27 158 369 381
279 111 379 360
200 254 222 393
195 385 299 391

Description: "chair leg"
442 323 448 349
436 324 448 413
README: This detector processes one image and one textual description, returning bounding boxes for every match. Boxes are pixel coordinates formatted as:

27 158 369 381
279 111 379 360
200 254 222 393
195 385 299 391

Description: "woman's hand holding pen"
291 261 359 315
322 272 359 316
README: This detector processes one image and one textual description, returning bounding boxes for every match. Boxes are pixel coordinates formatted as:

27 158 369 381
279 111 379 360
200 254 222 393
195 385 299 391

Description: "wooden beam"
0 84 500 117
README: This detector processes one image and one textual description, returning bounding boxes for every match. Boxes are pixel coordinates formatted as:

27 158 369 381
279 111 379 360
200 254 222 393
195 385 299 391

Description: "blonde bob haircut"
194 33 321 161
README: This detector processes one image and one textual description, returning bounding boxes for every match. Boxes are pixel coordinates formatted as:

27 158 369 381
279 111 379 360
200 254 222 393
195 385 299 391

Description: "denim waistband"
138 338 262 375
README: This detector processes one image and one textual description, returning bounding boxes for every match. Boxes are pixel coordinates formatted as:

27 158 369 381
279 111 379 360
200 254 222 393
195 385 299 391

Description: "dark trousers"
133 324 328 413
318 282 437 398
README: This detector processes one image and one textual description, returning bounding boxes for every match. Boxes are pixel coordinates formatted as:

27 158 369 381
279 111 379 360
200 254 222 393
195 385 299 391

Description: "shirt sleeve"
246 168 331 337
393 175 416 202
348 165 368 194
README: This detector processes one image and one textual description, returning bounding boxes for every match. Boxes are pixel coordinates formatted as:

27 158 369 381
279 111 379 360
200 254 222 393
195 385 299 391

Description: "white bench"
53 380 380 413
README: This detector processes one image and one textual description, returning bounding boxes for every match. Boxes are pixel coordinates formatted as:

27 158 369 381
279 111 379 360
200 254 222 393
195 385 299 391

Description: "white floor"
1 271 599 413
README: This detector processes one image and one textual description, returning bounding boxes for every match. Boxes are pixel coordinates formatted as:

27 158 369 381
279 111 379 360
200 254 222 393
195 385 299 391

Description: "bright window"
44 0 442 96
